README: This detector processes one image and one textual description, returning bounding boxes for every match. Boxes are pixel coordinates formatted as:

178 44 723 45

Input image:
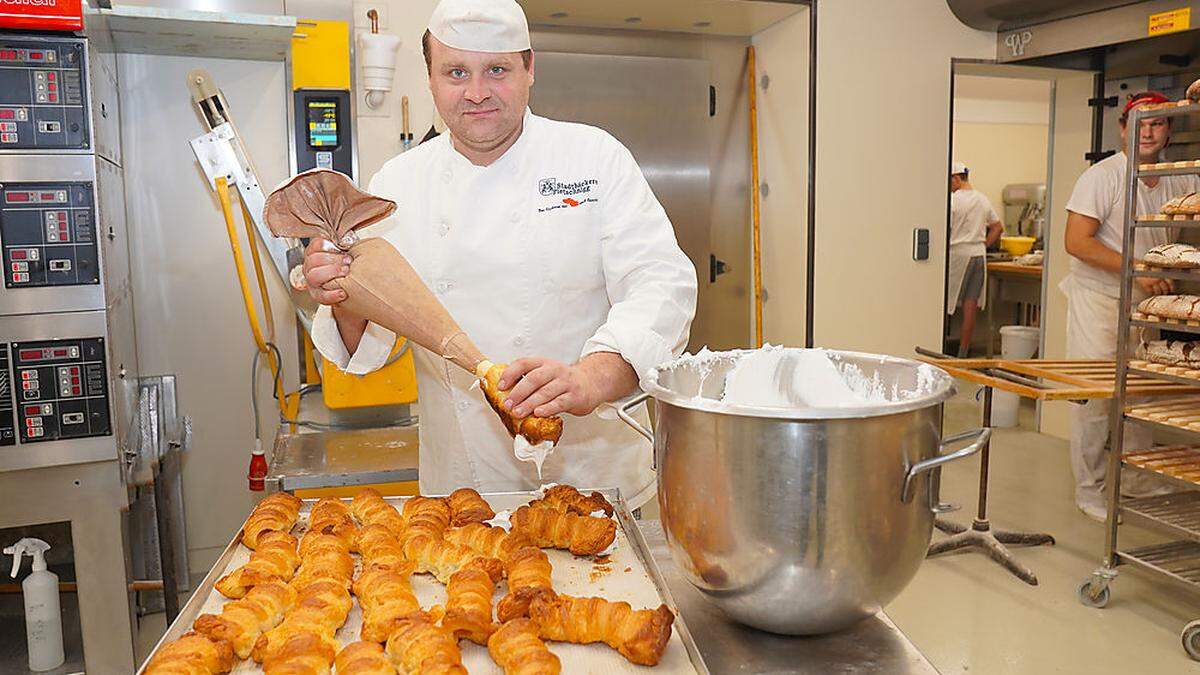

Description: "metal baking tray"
138 489 707 674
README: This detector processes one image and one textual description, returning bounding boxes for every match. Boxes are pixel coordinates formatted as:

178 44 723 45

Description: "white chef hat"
950 161 968 175
428 0 532 53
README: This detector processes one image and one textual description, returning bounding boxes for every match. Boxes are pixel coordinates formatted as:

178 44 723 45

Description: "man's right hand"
302 237 352 305
1136 275 1175 296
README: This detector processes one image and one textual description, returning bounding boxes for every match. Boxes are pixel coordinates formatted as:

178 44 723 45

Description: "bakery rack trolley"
1078 99 1200 660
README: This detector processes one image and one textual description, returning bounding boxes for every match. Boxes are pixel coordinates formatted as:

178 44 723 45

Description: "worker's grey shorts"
957 256 986 307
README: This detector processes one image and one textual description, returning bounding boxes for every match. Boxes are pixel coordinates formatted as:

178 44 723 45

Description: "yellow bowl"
1000 236 1035 257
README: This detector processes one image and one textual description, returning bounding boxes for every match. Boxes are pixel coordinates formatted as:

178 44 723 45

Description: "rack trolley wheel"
1182 620 1200 661
1077 579 1110 609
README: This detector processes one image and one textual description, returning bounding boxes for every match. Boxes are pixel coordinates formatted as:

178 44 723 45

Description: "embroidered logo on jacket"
537 177 600 213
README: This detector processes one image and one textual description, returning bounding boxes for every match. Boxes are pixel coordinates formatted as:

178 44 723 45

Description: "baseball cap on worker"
428 0 531 53
951 161 968 175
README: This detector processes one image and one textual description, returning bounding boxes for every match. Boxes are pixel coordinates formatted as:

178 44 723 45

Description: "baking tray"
138 490 707 674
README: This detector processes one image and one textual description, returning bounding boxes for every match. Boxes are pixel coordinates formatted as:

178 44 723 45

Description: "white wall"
811 2 994 354
753 9 809 346
118 54 298 575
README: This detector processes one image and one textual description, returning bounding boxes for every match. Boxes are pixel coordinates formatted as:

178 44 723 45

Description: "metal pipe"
805 0 817 348
975 386 993 526
747 45 764 348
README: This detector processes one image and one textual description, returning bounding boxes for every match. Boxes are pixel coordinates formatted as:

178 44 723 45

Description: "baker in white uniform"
948 161 1003 357
303 0 697 508
1063 91 1198 521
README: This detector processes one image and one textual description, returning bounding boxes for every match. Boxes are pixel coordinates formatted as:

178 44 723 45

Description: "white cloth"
428 0 531 53
311 109 697 508
1063 277 1151 502
947 189 998 314
1064 151 1197 296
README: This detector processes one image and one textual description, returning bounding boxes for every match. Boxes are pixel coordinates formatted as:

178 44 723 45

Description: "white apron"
947 244 987 315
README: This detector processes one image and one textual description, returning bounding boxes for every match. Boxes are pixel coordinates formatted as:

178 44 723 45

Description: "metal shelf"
1129 362 1200 388
1133 265 1200 282
1125 461 1200 492
1122 492 1200 544
1125 396 1200 434
1137 164 1200 178
1131 314 1200 336
1116 541 1200 597
90 4 297 62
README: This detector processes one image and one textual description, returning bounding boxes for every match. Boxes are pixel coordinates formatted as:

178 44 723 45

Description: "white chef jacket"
946 188 999 314
311 109 698 508
1064 151 1198 297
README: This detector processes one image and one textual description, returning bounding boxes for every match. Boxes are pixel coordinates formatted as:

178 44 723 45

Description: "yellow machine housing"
291 20 419 410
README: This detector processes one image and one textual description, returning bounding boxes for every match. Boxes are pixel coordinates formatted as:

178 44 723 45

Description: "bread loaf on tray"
1144 243 1200 268
1137 294 1200 321
1139 339 1200 368
1163 191 1200 215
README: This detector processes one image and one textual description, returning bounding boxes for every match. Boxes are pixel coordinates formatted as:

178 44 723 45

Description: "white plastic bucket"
992 326 1040 427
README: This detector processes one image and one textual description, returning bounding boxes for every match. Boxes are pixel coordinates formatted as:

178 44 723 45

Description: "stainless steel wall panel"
88 40 124 167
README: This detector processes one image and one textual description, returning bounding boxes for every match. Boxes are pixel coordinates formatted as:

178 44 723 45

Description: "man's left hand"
499 358 598 418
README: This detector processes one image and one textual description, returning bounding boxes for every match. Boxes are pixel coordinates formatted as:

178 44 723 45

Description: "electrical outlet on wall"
352 1 388 30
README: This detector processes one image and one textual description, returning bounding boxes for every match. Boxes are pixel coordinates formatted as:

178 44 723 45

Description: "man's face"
427 37 533 151
1121 106 1170 161
950 174 964 192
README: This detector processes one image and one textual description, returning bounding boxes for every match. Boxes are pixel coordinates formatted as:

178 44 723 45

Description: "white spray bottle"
5 538 64 671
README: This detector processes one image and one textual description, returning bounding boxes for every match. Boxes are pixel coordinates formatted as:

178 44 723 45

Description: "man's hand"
1136 275 1175 296
499 358 599 418
301 237 352 305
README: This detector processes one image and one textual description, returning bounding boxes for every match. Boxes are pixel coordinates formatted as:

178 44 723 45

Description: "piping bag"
264 169 562 447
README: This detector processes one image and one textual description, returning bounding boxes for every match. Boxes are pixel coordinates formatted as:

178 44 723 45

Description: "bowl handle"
901 427 991 503
617 392 653 440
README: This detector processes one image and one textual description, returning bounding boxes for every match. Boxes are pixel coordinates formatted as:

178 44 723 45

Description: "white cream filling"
533 482 560 499
513 435 555 479
484 509 512 531
589 509 610 519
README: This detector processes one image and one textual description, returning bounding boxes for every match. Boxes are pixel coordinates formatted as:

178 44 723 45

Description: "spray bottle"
5 538 64 671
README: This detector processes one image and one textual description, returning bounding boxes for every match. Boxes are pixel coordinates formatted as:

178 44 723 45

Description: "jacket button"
513 335 526 346
438 222 450 236
456 400 469 411
442 170 453 184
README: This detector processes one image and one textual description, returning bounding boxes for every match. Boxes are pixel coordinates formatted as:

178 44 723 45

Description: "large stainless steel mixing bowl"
619 349 988 635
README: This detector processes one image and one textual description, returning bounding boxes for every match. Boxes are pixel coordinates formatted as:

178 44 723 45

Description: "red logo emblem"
563 198 580 207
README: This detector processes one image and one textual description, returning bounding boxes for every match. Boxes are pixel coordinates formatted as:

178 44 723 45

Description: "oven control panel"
1 181 98 289
11 338 110 443
0 38 88 150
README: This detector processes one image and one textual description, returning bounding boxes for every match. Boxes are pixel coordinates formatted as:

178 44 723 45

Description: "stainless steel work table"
266 425 420 491
638 520 939 674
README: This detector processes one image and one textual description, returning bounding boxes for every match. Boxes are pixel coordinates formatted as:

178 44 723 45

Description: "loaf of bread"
511 505 616 556
1139 339 1200 367
1144 243 1200 268
242 492 302 550
1162 191 1200 215
1137 294 1200 321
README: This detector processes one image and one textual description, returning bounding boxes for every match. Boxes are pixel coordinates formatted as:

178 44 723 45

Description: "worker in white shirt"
1063 91 1197 521
948 161 1004 358
301 0 697 508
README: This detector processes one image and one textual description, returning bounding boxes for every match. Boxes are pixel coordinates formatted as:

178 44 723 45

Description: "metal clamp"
901 427 991 503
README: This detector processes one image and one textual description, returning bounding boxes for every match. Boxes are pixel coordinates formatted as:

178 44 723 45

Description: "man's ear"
528 50 536 84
